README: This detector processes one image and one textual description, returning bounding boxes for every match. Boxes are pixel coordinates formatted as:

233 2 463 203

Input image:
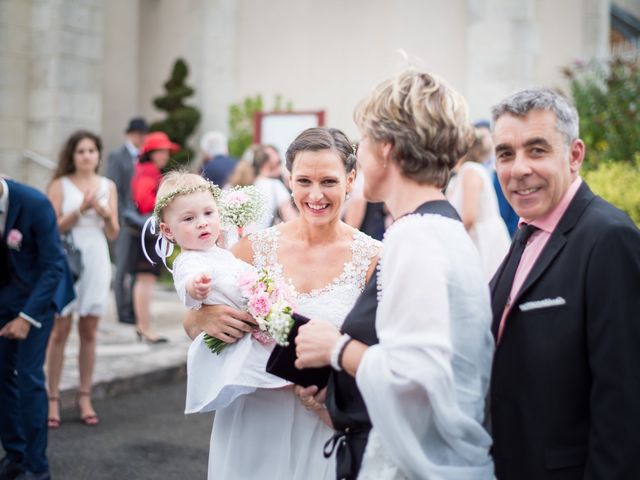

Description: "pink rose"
226 191 249 207
248 291 271 319
7 229 22 251
251 328 273 345
238 269 259 297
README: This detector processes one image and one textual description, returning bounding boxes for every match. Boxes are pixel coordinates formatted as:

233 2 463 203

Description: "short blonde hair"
354 69 474 188
155 171 215 221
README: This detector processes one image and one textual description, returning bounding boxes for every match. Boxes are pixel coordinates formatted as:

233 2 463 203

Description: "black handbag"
266 313 332 389
61 232 83 282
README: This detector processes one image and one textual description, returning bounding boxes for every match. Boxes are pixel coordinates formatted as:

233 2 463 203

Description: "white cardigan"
356 213 496 479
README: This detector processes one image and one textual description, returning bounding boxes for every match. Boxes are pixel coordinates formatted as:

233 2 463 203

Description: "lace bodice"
249 227 381 327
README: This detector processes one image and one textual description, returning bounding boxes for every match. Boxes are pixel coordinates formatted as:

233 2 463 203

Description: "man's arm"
20 197 66 324
585 221 640 478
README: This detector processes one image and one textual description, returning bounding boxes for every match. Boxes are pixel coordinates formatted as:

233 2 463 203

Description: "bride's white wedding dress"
192 226 379 480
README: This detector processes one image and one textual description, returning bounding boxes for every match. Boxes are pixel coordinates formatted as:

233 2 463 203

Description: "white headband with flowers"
141 184 266 272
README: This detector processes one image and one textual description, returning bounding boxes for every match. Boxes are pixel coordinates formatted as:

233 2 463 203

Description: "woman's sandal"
48 396 61 429
77 390 100 426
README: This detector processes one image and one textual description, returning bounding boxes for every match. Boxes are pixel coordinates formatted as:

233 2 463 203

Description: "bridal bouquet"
219 186 266 229
203 268 295 355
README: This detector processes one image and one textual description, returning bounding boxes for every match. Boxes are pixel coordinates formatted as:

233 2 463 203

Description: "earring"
345 192 351 200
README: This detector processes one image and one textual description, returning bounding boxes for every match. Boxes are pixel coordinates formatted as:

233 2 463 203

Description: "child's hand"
188 273 212 300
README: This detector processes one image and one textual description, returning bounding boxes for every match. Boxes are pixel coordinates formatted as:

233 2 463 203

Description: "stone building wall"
0 0 103 190
0 0 617 187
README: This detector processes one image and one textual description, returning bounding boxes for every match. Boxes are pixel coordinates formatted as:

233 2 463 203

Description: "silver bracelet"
330 333 352 371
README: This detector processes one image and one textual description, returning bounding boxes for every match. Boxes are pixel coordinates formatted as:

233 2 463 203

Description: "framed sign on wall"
254 111 325 169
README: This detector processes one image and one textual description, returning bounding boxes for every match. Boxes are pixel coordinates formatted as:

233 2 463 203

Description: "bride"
184 127 380 479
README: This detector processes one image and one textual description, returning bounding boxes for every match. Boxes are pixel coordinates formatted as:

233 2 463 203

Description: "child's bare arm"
186 273 212 301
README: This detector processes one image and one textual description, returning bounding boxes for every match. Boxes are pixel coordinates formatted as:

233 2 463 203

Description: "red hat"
140 132 180 156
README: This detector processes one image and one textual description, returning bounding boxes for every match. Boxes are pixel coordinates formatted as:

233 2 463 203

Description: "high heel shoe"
76 390 99 426
135 330 169 344
48 396 61 429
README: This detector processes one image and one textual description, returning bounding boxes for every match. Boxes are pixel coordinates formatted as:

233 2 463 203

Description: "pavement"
56 282 191 410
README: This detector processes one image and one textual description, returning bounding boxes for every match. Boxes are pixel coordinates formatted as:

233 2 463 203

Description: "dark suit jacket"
0 180 74 323
489 181 640 480
106 144 136 219
201 154 237 188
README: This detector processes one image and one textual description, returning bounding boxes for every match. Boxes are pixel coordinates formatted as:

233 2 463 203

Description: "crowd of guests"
1 65 639 480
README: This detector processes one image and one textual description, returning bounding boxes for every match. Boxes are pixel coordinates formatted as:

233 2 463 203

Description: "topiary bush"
150 58 201 167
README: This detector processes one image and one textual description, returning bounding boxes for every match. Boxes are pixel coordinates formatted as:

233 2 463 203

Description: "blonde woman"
295 69 495 479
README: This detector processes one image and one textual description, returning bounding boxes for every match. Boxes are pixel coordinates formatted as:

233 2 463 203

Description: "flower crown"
142 183 266 273
153 182 222 222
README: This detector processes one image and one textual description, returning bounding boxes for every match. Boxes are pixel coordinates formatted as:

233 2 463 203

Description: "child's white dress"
174 245 289 414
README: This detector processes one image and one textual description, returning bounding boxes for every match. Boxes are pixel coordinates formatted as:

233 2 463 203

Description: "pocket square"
519 296 566 312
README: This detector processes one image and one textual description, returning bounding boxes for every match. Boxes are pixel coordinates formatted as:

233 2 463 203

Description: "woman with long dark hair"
46 130 119 427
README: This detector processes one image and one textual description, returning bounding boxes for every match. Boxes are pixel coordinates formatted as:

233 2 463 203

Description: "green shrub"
227 94 293 158
564 57 640 169
583 155 640 226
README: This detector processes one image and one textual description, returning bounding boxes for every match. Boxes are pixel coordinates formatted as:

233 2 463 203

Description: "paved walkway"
57 284 191 409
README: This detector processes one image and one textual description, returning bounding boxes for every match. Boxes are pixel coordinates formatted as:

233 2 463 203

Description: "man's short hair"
491 88 579 145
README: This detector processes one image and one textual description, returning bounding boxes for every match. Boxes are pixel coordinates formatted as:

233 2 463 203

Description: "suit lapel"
490 240 518 336
509 182 596 315
4 181 22 242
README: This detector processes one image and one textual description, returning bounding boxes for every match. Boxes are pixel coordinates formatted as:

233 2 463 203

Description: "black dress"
324 200 460 480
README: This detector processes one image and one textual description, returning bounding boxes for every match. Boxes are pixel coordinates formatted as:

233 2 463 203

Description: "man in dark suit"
199 131 237 188
0 178 75 480
105 117 148 325
489 88 640 480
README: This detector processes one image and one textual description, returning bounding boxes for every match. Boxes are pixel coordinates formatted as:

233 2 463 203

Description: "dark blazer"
106 143 136 218
201 154 237 188
0 179 74 322
489 181 640 480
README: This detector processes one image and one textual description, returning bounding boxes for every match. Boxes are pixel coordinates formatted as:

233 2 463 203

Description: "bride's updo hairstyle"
354 69 474 189
285 127 357 174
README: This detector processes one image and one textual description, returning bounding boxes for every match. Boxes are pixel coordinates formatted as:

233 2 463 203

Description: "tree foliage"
564 57 640 169
227 94 294 158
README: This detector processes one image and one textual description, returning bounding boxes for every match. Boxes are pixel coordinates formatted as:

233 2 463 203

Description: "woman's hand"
79 190 97 214
184 304 257 342
294 385 334 428
294 319 341 369
294 385 326 411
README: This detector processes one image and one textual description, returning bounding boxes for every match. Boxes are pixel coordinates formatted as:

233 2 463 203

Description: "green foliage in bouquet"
563 57 640 169
582 154 640 227
150 58 201 167
228 94 294 158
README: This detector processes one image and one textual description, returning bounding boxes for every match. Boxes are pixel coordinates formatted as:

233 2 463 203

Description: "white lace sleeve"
172 252 212 310
356 215 494 479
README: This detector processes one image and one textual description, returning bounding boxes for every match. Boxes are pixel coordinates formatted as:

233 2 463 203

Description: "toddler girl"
147 171 289 413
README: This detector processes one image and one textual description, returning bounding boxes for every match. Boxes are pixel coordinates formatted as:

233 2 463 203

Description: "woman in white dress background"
46 131 119 427
295 69 495 479
184 127 380 479
446 131 511 279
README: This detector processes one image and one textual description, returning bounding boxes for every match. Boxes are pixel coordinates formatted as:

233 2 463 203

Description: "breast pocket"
518 296 568 314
